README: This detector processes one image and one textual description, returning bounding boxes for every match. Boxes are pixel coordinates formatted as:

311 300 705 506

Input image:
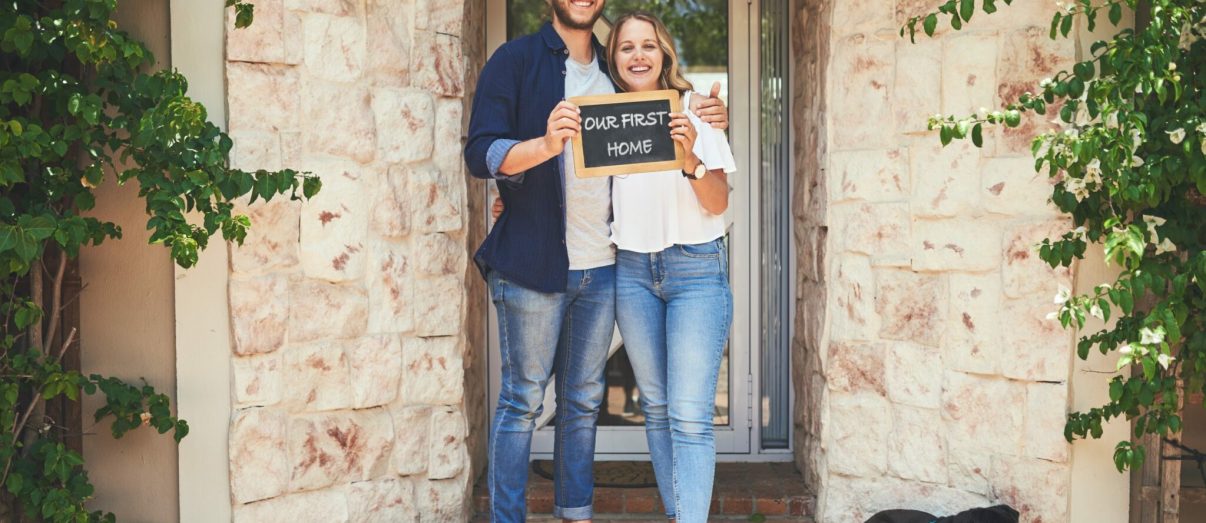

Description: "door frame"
482 0 791 462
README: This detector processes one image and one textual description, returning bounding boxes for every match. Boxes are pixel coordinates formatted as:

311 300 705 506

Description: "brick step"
473 462 815 521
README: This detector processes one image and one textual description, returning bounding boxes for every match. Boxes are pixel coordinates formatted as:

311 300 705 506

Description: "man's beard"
551 0 603 31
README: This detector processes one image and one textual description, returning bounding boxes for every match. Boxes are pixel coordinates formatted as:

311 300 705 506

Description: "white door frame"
483 0 791 461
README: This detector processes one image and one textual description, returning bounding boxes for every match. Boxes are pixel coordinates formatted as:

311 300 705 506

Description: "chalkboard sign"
568 89 685 178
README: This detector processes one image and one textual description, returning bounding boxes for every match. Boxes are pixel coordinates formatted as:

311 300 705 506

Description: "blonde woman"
606 12 736 523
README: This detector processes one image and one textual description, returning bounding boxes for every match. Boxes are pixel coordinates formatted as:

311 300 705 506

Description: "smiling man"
464 1 726 521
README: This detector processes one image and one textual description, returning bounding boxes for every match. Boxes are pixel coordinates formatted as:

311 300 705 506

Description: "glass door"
484 0 754 458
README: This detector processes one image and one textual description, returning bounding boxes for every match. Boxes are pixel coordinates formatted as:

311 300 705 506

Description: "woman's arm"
683 155 729 215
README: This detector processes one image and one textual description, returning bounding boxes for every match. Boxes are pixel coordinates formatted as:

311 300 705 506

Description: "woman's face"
613 19 663 92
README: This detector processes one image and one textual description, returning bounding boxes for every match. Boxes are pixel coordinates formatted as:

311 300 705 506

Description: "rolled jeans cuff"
553 504 593 521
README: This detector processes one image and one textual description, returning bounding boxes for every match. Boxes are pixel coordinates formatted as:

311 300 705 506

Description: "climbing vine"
903 0 1204 472
1 1 317 521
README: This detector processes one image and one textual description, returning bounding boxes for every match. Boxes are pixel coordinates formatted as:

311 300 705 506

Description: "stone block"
226 0 301 65
302 81 376 163
410 30 464 97
286 0 357 15
941 33 998 116
233 489 349 523
888 405 947 484
414 275 465 337
229 408 289 504
288 409 394 491
346 334 403 408
371 166 412 239
288 280 368 343
372 88 435 164
981 157 1060 217
227 63 300 134
391 405 431 476
417 476 469 522
285 341 354 411
233 353 284 407
893 41 941 135
414 233 467 276
416 0 464 36
908 140 981 218
428 408 468 479
433 99 464 175
826 393 891 477
365 0 413 86
990 455 1071 523
875 269 947 348
1025 382 1070 462
886 342 942 409
910 218 1002 272
411 165 465 234
825 341 886 396
948 447 992 496
944 273 1003 375
303 13 365 81
230 197 301 276
345 478 416 523
830 34 896 150
831 202 911 264
828 255 879 342
230 274 289 355
1001 220 1073 299
829 149 909 204
401 336 464 405
299 159 375 282
1000 296 1072 382
229 131 282 171
942 372 1023 453
832 0 897 37
367 242 415 334
996 27 1075 156
823 475 991 523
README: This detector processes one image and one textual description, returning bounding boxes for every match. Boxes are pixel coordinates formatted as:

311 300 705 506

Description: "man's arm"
689 82 729 130
465 46 526 181
496 101 580 175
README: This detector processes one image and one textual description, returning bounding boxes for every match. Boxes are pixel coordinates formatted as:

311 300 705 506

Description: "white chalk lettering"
607 138 654 157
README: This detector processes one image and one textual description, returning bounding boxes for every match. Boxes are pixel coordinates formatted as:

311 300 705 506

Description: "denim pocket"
677 239 722 258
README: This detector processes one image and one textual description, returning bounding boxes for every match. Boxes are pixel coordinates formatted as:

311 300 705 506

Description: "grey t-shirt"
561 55 616 270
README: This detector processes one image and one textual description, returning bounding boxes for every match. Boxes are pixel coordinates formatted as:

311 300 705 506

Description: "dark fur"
864 504 1019 523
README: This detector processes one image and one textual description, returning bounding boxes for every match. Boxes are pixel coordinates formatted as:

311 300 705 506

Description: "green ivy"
1 1 316 521
904 0 1203 473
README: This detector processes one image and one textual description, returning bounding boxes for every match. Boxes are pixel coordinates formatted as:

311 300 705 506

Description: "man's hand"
491 197 504 220
542 101 581 157
690 82 728 130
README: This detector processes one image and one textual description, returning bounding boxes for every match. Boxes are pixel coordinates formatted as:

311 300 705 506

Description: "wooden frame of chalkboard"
568 89 685 178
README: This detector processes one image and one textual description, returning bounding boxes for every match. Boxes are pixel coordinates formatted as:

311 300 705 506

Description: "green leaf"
971 123 983 147
982 0 997 14
960 0 974 21
1060 12 1074 37
923 14 938 36
1051 13 1062 40
1109 2 1122 25
940 124 953 145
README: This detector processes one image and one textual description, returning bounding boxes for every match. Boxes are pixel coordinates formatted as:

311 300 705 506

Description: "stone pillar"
223 0 475 520
792 1 1079 521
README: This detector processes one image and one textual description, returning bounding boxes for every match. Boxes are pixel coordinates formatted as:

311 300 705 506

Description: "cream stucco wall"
169 1 235 522
78 2 178 521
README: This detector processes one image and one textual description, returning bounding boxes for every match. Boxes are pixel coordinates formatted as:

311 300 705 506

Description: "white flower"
1083 158 1102 185
1167 128 1186 145
1130 128 1143 151
1201 138 1206 156
1090 303 1104 320
1064 176 1089 201
1039 78 1054 88
1105 111 1119 129
1140 326 1165 346
1158 353 1174 370
1196 122 1206 135
1053 287 1072 305
1096 283 1112 292
1046 310 1061 321
1155 237 1177 255
1143 215 1166 240
1168 62 1177 72
1131 155 1145 168
1071 226 1088 240
1119 343 1134 355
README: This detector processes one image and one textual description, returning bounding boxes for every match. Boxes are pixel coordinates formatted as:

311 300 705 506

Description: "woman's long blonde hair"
607 12 694 93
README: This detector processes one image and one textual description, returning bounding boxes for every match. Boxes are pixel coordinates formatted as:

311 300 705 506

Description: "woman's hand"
668 113 698 164
541 101 580 157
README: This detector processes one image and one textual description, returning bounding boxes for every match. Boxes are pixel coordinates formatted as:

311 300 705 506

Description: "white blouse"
609 92 738 253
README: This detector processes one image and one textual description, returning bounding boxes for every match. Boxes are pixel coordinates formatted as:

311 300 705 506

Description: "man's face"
550 0 605 31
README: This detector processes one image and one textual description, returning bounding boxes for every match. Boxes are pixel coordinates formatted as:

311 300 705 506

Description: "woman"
607 12 736 523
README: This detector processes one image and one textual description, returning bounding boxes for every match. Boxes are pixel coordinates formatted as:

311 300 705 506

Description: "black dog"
865 504 1018 523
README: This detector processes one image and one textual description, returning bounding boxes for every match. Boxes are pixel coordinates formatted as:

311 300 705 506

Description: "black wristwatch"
682 163 707 180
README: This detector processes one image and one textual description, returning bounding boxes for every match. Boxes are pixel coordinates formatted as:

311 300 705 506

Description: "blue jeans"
488 266 615 522
615 239 733 523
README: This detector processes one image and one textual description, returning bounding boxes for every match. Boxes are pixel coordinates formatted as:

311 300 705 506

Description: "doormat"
531 460 659 489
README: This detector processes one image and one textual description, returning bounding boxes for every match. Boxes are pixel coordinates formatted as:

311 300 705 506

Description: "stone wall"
792 1 1079 521
223 0 474 520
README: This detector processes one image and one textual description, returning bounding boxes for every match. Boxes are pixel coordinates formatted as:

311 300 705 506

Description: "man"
464 1 727 520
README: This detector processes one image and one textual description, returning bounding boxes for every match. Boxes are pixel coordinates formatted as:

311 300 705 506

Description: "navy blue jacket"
464 23 614 293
